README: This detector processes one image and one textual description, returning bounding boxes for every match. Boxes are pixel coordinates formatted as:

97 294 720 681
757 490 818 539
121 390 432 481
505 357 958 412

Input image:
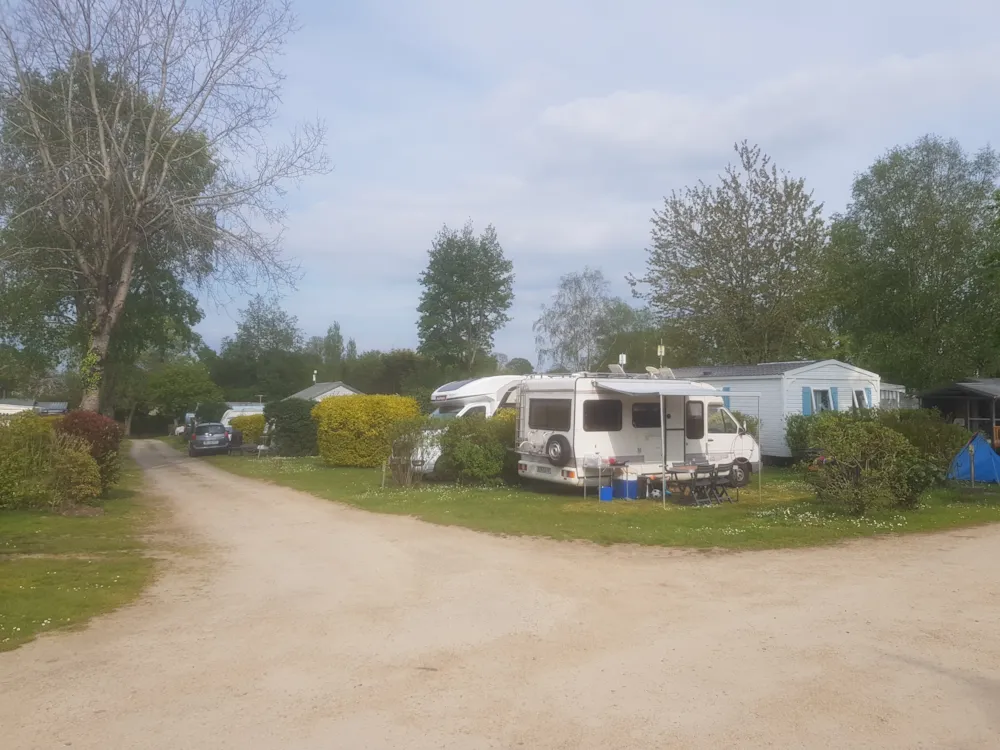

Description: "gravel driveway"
3 438 999 749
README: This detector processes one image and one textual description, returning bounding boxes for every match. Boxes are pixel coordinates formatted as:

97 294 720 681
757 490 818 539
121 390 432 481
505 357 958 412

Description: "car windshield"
196 424 226 436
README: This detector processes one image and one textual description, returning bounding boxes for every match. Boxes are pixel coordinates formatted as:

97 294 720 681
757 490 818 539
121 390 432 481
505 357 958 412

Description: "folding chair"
712 462 734 503
691 464 715 506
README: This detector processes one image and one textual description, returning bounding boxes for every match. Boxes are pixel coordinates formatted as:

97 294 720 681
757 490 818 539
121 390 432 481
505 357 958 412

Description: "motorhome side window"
708 404 739 434
686 401 705 440
583 400 622 431
528 399 572 431
465 406 487 417
632 402 660 428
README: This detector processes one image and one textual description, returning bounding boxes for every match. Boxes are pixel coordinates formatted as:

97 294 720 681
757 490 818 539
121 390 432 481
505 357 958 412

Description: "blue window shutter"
831 387 839 411
865 387 872 408
722 386 731 409
802 387 812 416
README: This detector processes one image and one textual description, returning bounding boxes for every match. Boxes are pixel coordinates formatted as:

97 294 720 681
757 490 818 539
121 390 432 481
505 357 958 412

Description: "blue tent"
947 433 1000 483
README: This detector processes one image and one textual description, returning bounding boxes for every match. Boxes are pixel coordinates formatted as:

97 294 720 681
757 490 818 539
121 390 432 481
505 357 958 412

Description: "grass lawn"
201 453 1000 550
0 453 156 652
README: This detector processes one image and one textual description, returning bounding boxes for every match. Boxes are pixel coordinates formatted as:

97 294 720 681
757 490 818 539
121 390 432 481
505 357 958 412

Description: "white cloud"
537 52 1000 164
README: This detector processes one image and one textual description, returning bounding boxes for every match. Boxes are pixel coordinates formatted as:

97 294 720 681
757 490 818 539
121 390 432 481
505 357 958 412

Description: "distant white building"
670 360 882 458
285 382 362 402
0 399 35 416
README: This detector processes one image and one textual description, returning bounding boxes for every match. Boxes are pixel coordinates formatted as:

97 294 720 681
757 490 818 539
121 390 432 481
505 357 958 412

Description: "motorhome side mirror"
738 422 747 435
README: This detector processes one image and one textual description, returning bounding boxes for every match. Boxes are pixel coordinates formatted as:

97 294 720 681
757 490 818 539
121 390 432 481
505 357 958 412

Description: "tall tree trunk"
124 401 138 436
79 330 111 412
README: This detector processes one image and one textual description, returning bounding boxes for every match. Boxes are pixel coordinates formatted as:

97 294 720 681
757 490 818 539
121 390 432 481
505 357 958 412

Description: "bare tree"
0 0 327 410
534 267 615 372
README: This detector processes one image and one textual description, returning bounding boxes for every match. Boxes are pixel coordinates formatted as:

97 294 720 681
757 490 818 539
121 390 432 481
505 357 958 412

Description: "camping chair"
711 462 734 503
227 428 243 455
691 464 715 506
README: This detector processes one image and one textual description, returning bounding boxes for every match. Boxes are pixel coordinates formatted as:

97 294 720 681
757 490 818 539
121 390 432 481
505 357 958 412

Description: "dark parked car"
188 422 230 457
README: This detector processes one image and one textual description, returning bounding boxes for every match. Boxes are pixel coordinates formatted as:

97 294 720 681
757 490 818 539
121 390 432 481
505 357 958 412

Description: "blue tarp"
947 433 1000 483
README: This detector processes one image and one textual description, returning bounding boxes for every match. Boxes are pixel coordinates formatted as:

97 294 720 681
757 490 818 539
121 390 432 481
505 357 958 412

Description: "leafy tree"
227 296 304 360
0 0 326 412
534 268 647 371
505 358 535 375
417 221 514 372
345 338 358 362
830 136 1000 388
323 323 345 374
146 363 222 424
629 141 831 364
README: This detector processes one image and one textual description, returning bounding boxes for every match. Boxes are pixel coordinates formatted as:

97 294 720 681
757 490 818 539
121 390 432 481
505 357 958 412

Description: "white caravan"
220 403 265 429
515 372 761 489
415 375 525 475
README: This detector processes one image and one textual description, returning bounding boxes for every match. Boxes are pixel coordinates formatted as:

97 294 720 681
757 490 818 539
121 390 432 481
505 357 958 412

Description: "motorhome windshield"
430 403 463 420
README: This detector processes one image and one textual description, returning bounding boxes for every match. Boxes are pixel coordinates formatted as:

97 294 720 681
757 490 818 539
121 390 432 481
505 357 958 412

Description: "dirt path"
3 439 999 749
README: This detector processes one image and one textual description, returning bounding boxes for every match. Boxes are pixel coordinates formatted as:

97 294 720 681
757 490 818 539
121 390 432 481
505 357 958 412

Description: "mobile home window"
686 401 705 440
528 399 572 431
853 390 867 408
813 389 832 412
583 400 622 431
632 402 661 428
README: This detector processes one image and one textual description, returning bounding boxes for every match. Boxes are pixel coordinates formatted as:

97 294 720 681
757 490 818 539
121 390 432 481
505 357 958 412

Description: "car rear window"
195 424 226 436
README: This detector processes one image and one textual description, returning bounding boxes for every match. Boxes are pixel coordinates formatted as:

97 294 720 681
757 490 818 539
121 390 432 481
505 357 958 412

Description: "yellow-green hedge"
312 395 420 467
230 414 266 445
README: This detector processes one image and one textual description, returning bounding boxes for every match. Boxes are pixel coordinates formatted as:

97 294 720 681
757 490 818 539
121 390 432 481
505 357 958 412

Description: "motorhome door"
684 399 708 463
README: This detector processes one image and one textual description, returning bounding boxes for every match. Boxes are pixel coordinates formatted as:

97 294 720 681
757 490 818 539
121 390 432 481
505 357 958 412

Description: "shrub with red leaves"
56 411 123 492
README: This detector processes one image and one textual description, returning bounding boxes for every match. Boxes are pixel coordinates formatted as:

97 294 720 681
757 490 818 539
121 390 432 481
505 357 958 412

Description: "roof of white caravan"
430 375 524 401
520 375 759 398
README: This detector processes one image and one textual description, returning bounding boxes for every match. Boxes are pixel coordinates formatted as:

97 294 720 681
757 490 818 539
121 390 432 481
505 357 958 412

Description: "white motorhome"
515 371 761 489
415 375 525 475
220 403 265 429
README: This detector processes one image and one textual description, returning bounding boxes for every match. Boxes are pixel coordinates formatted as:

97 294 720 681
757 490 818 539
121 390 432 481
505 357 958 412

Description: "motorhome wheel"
731 460 750 487
545 435 572 467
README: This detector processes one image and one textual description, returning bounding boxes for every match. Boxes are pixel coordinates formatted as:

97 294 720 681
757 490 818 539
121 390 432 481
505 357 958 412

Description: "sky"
195 0 1000 366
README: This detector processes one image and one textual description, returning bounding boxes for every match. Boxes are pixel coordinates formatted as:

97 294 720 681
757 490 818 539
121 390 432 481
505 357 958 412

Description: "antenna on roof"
608 364 625 376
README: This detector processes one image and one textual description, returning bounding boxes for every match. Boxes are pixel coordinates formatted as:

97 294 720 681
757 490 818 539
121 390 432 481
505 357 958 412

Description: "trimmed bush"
0 413 102 509
230 414 266 446
877 408 970 476
48 432 102 507
785 413 815 455
0 412 53 509
312 394 420 468
436 408 517 484
56 410 123 492
264 399 317 456
807 414 934 514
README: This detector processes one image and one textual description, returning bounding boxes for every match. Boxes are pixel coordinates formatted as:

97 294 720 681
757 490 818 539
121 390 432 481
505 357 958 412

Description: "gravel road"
3 438 999 749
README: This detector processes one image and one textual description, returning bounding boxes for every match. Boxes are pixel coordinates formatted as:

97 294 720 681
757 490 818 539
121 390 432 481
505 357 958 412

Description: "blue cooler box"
612 479 639 499
598 486 614 502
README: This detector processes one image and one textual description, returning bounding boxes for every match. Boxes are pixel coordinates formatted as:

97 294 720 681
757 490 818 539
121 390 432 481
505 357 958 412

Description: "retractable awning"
594 381 761 398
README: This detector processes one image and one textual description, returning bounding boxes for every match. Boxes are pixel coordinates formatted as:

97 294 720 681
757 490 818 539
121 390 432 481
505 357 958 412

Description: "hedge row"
799 409 969 515
264 399 317 456
313 395 420 467
230 414 266 445
0 412 108 510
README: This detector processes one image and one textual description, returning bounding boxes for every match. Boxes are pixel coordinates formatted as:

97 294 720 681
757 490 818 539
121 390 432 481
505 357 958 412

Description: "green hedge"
806 414 935 514
0 412 102 509
230 414 266 445
312 395 420 468
264 399 317 456
436 409 517 484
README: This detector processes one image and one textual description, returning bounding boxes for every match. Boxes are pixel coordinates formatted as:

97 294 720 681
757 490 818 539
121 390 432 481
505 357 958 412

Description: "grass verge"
0 453 155 652
200 453 1000 550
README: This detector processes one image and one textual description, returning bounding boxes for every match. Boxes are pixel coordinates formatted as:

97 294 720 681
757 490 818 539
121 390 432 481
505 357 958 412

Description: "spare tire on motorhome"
545 434 572 467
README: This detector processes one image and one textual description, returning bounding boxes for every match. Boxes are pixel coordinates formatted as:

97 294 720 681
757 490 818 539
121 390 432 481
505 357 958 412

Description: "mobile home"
670 360 882 459
515 372 761 488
